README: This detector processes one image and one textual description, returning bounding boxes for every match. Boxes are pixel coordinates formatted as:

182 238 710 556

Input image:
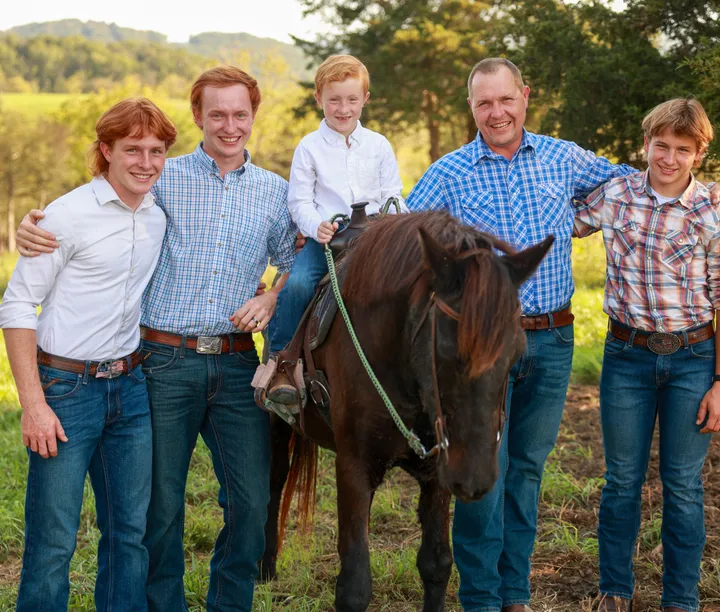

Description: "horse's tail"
277 431 318 551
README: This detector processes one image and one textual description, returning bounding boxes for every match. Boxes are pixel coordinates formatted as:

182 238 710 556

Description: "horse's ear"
502 235 555 287
418 227 460 292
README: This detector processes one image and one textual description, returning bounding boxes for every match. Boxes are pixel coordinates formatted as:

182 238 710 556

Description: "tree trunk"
424 90 441 163
467 111 477 144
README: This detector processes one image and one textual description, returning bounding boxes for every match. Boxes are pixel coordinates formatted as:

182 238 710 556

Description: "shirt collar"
91 175 155 211
192 143 250 176
635 169 698 209
472 128 537 164
319 119 363 148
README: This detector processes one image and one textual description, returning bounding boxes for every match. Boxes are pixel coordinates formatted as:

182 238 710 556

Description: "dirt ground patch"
530 385 720 611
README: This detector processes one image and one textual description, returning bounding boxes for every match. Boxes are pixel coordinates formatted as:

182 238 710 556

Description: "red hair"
190 65 262 117
89 98 177 176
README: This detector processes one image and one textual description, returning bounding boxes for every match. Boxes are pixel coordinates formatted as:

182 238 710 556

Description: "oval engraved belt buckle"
646 332 681 355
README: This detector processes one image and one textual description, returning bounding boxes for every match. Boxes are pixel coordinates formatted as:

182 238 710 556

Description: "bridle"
409 253 511 461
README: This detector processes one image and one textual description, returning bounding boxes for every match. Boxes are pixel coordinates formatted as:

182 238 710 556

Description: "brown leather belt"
37 348 142 379
521 305 574 331
609 319 714 355
140 326 254 354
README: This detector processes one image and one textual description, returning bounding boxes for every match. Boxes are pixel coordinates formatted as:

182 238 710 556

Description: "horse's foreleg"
417 478 453 612
334 451 376 612
258 414 293 582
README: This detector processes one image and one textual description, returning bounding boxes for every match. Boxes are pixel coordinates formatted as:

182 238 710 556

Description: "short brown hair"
642 98 714 153
88 98 177 176
314 55 370 97
467 58 525 98
190 65 262 117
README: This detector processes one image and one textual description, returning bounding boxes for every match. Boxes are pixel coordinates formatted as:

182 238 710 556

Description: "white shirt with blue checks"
406 130 636 315
141 144 297 336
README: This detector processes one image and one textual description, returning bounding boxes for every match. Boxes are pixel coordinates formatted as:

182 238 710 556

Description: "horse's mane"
342 210 520 377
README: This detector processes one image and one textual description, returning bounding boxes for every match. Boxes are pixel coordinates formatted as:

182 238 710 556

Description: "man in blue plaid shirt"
406 58 636 612
17 66 297 612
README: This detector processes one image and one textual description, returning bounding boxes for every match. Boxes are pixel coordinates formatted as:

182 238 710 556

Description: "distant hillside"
6 19 167 44
3 20 311 79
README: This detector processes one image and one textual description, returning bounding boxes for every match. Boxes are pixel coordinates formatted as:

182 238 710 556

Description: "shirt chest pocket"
662 229 697 268
612 219 639 257
538 182 572 237
460 191 496 234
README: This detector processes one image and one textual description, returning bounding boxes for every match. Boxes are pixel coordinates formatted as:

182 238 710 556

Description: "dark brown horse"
260 210 553 611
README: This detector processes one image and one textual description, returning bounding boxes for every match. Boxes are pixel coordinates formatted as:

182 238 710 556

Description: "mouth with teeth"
219 136 241 144
489 121 512 130
657 165 677 175
131 173 153 181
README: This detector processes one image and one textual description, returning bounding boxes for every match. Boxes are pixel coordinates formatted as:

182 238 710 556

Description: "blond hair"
642 98 714 153
314 55 370 97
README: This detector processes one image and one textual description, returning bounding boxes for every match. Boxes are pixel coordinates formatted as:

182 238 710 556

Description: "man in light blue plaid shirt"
406 58 636 612
18 66 297 612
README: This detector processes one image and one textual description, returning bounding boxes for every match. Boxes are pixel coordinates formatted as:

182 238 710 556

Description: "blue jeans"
269 238 328 354
141 340 270 612
599 329 713 612
453 324 574 611
17 363 152 612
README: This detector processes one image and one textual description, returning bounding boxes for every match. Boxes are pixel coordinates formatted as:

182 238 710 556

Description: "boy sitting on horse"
574 98 720 612
261 54 406 408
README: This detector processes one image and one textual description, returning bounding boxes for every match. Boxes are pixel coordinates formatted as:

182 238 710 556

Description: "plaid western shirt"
141 144 296 336
406 130 635 315
574 171 720 332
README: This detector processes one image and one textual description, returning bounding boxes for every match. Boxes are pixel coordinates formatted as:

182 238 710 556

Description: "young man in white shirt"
264 54 405 406
0 98 176 611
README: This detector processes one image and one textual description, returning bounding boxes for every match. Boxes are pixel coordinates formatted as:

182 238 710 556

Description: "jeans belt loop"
82 361 90 385
179 335 186 359
547 311 555 329
628 329 637 347
681 329 689 349
229 334 235 354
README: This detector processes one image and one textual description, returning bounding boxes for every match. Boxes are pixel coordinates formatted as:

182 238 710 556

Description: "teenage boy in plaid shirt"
574 98 720 612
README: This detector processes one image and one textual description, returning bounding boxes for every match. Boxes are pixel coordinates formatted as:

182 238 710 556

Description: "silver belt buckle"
647 332 681 355
96 359 124 379
196 336 223 355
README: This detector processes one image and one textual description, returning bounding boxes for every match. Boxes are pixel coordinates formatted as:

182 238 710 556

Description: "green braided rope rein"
323 242 431 459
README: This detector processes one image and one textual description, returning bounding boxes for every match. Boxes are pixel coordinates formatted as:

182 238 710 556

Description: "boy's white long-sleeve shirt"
288 120 406 239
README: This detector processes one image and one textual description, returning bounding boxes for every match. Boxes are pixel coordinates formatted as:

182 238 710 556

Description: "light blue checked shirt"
141 144 296 336
406 130 636 315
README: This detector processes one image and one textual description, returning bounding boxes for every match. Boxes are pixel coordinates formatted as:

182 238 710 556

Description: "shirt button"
213 270 217 275
217 242 222 247
225 186 229 191
221 214 225 219
209 298 214 304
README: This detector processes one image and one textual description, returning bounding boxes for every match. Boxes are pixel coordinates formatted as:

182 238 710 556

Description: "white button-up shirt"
0 176 166 361
288 120 406 239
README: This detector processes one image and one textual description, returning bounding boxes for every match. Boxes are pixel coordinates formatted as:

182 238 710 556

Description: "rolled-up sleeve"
573 182 609 238
0 210 75 329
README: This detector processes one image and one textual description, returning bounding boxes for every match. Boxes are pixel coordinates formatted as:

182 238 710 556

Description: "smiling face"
101 134 167 209
468 66 530 160
194 84 255 171
644 128 703 198
314 77 370 138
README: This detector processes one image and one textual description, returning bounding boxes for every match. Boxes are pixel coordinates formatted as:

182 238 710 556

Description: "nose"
449 479 494 503
489 101 504 118
138 151 151 169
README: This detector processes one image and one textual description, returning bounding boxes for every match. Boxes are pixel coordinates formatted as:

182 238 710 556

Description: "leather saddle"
252 202 371 429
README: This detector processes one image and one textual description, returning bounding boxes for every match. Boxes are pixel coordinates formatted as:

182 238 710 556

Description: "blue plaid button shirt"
406 130 636 315
141 144 296 336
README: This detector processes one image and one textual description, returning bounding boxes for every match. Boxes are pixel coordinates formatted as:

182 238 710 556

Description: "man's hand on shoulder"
709 182 720 206
17 209 59 257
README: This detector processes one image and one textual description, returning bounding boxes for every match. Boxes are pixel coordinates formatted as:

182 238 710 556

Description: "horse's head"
410 227 554 502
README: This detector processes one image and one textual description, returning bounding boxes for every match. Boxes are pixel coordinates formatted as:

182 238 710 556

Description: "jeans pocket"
142 343 179 374
40 368 83 401
604 333 629 355
551 324 574 346
690 337 715 359
128 365 148 383
232 349 260 367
